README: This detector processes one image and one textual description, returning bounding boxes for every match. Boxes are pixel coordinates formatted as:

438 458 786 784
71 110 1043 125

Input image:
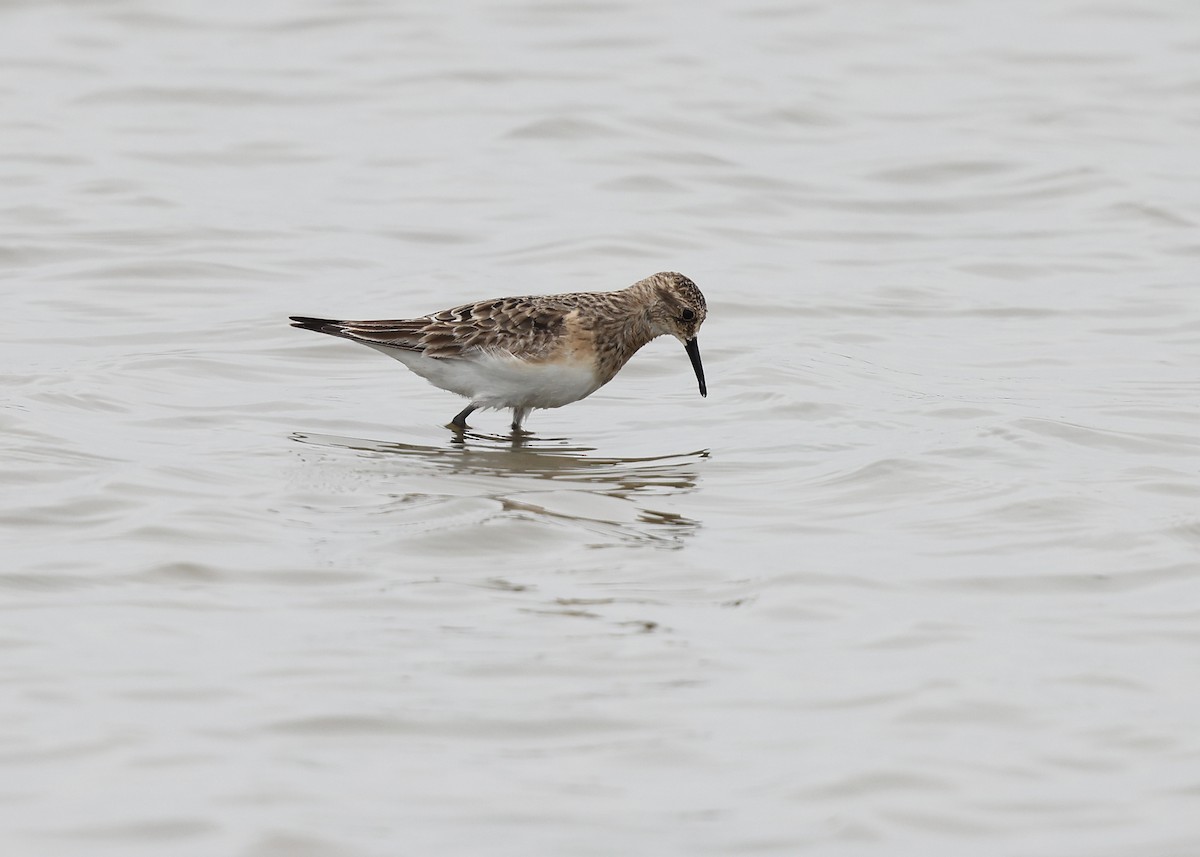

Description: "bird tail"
290 316 351 338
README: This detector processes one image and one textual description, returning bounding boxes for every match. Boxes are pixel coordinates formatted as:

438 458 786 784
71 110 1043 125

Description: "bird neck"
590 285 662 384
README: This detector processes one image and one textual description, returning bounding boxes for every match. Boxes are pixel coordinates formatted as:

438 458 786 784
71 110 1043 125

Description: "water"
3 1 1200 854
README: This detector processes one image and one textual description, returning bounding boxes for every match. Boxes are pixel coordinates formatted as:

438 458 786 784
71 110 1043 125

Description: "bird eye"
680 308 696 322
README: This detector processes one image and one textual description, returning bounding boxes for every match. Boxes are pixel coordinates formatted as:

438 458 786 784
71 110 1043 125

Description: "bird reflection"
290 430 706 547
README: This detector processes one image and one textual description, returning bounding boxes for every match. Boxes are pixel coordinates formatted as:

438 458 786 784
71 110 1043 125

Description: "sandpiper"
290 271 707 431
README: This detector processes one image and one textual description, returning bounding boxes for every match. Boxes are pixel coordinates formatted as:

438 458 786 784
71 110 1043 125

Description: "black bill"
684 337 707 398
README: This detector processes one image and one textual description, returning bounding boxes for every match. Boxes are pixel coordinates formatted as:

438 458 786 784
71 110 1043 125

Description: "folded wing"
289 295 574 360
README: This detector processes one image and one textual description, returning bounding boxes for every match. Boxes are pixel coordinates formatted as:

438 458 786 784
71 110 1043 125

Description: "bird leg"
511 407 530 432
450 404 477 429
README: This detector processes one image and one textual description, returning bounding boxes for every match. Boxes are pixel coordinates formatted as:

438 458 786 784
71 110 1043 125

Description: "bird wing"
290 295 576 360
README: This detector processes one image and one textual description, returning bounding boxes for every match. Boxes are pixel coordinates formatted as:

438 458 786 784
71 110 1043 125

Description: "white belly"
368 345 601 410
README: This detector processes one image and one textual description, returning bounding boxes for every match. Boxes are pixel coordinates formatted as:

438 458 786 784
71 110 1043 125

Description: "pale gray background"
3 1 1199 855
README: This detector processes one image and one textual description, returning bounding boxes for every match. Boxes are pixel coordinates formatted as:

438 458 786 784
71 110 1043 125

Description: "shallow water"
3 1 1200 855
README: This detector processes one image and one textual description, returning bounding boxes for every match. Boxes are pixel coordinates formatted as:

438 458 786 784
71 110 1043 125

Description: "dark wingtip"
290 316 337 333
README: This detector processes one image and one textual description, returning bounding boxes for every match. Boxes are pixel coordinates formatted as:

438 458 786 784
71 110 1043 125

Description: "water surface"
3 1 1200 855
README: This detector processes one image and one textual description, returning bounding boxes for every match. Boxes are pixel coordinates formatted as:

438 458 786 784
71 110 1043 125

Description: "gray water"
3 1 1200 855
